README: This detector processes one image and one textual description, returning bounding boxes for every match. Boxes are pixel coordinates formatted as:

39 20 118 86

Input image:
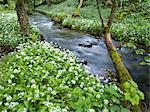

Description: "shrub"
0 41 129 112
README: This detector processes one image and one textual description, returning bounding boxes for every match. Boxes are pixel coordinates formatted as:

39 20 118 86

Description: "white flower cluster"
0 41 126 111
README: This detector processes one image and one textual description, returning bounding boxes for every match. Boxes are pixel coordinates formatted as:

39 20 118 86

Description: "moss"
110 50 132 86
108 48 140 112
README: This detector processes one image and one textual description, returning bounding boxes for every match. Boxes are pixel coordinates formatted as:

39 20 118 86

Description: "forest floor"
0 9 137 112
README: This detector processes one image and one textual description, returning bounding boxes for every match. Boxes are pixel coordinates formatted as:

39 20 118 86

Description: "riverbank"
29 13 149 111
0 2 148 110
0 11 134 112
35 0 150 49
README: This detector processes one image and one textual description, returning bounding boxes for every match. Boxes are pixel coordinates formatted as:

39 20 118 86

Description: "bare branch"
78 0 84 9
95 0 104 28
107 2 118 30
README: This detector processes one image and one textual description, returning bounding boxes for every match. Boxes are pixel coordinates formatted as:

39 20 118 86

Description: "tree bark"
16 0 30 36
104 32 141 112
107 2 117 30
95 0 104 28
103 2 133 86
104 32 132 85
3 0 8 5
34 0 36 8
0 0 8 5
94 0 135 88
96 2 140 111
78 0 84 9
46 0 51 7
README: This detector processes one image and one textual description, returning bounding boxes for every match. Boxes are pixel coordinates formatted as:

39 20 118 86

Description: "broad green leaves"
123 80 144 105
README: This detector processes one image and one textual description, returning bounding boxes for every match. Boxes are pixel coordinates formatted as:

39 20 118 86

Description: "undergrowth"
0 13 40 50
0 41 129 112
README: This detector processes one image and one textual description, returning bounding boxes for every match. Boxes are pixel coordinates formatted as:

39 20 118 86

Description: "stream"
29 13 149 108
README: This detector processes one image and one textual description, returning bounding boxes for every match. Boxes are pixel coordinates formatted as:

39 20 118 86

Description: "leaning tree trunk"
104 32 132 85
104 32 141 112
104 2 133 86
96 2 140 111
102 2 133 88
16 0 30 36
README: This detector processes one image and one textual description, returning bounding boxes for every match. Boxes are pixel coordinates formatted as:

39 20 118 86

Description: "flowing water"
29 13 149 108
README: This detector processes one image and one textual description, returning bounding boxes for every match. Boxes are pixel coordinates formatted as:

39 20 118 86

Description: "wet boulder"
78 36 98 48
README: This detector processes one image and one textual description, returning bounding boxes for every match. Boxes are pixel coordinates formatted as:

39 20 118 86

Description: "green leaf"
126 42 137 49
139 61 148 65
129 81 138 88
110 105 120 112
121 107 129 112
124 93 131 100
24 101 29 108
144 56 150 63
123 82 130 89
137 91 144 100
135 49 145 55
40 106 47 112
17 105 25 112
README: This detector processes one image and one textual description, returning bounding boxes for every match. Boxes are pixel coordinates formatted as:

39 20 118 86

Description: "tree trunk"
107 2 117 29
46 0 51 7
16 0 30 36
104 30 141 112
103 2 134 87
104 0 112 6
96 1 141 111
104 32 132 85
72 0 84 17
3 0 8 5
34 0 36 8
95 0 104 28
78 0 84 9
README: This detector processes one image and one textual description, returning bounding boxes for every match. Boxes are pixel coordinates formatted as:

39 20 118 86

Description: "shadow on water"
29 13 150 109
